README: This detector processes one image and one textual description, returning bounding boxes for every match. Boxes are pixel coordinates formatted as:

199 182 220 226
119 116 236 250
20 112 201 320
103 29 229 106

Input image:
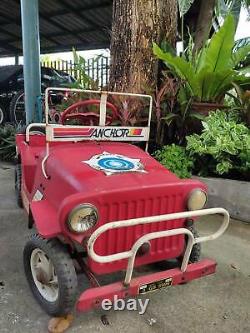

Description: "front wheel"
23 235 78 316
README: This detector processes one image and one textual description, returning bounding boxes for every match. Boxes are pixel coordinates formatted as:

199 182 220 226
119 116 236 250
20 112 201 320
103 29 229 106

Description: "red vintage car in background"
15 88 229 316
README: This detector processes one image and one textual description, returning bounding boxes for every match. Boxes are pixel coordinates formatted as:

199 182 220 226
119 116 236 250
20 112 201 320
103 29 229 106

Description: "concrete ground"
0 163 249 333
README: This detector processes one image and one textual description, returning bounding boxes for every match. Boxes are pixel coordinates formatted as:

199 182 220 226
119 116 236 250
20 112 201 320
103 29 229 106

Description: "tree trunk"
193 0 216 53
109 0 177 93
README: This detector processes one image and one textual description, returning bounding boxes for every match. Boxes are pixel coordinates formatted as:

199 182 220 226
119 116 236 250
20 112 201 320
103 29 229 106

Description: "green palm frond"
153 14 249 103
204 15 235 72
153 43 201 97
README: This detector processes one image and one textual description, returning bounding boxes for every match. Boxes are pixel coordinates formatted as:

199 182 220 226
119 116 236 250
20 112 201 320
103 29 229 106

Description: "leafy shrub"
186 110 250 176
0 125 16 161
154 144 194 178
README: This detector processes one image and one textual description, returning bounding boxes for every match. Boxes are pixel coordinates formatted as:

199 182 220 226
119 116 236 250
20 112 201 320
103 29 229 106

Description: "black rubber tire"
10 90 25 125
23 234 78 316
0 102 6 125
187 226 201 263
15 163 23 208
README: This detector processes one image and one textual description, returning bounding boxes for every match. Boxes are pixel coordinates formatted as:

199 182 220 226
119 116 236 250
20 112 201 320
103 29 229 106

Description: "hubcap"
30 248 59 302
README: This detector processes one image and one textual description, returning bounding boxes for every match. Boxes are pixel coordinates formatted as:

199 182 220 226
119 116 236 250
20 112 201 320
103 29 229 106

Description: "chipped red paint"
77 259 217 312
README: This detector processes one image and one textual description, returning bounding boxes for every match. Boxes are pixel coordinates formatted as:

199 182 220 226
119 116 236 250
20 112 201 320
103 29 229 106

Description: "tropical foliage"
216 0 250 27
154 144 194 178
215 0 250 26
177 0 195 43
186 110 250 177
71 48 98 89
153 15 250 104
0 125 16 161
234 37 250 73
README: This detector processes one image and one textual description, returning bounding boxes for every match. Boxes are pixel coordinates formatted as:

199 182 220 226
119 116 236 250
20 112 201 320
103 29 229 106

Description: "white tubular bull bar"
87 207 230 286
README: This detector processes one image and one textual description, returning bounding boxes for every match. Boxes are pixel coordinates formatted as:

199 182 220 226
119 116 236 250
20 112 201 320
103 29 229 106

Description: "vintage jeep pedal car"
15 88 229 316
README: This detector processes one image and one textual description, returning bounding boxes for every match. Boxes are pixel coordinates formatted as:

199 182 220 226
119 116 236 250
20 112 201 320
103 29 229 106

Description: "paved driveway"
0 163 249 333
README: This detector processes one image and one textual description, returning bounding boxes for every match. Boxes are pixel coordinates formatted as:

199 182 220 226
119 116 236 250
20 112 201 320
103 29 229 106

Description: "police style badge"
83 152 146 175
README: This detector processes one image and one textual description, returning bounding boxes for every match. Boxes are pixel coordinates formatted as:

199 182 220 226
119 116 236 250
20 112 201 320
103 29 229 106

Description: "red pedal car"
15 88 229 316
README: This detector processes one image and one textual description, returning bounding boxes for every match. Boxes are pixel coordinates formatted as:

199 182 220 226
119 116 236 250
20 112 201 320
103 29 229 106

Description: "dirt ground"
0 163 249 333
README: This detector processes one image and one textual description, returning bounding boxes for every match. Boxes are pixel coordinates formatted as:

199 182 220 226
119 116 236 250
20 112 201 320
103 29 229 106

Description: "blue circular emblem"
97 157 135 171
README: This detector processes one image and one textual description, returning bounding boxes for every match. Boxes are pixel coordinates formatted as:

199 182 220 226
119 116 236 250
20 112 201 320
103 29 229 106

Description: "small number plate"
138 277 172 295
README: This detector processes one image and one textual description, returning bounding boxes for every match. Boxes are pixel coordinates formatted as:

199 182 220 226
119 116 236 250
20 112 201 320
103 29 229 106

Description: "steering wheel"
60 99 119 125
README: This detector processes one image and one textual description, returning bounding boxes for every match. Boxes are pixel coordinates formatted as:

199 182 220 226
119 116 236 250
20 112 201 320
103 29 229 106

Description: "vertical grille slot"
98 193 184 257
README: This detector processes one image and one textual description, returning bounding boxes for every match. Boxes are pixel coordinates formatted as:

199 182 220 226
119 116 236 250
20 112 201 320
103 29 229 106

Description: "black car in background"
0 65 75 124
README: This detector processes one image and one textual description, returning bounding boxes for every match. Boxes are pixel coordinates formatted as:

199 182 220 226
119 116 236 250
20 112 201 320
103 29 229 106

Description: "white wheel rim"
0 107 3 124
14 93 25 124
30 248 59 302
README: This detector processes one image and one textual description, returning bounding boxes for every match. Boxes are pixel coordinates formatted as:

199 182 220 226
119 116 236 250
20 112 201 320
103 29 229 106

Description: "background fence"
41 56 110 88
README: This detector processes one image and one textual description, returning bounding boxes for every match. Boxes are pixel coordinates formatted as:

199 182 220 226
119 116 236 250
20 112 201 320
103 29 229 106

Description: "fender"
30 200 61 238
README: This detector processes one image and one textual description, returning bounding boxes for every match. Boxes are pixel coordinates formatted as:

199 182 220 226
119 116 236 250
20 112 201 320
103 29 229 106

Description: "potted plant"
153 15 250 114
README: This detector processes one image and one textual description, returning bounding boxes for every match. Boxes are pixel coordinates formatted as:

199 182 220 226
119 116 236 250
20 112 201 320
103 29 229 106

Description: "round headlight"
187 189 207 211
68 204 98 233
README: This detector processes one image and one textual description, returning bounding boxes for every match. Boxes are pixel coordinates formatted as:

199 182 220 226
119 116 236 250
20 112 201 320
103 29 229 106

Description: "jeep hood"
45 142 203 200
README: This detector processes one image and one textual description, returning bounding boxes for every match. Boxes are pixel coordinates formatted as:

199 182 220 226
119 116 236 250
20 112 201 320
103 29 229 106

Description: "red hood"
46 142 181 195
33 141 206 246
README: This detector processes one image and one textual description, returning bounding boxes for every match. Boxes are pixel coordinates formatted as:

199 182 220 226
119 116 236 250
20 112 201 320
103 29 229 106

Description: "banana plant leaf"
153 43 201 97
231 44 250 66
203 15 235 72
201 71 236 101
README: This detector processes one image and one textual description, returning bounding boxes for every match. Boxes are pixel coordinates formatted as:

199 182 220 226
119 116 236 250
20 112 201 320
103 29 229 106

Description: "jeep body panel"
16 133 206 274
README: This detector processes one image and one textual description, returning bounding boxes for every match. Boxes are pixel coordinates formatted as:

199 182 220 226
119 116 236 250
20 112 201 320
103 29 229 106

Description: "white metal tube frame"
44 87 153 128
26 123 46 142
39 87 153 179
25 123 49 178
87 207 230 286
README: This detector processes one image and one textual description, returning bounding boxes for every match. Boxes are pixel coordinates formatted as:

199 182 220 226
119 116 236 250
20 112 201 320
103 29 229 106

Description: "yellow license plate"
138 277 172 294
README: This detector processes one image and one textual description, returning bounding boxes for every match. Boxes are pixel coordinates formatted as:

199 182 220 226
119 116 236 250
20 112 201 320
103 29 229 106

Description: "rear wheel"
0 102 6 125
15 163 23 208
23 235 78 316
10 90 25 125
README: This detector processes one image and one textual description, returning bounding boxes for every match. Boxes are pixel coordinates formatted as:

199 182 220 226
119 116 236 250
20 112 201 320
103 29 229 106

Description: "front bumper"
77 258 216 312
77 207 229 312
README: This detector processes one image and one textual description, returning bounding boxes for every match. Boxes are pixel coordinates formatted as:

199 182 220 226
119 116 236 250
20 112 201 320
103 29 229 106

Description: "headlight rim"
67 203 98 234
187 188 207 211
